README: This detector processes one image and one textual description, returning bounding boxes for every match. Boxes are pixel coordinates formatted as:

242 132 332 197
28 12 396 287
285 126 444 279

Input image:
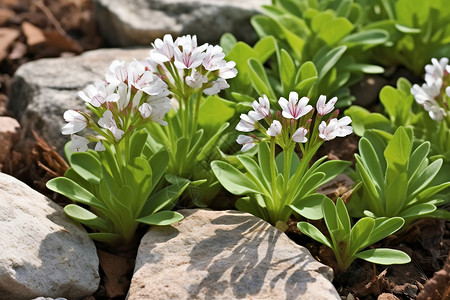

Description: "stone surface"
127 209 340 300
0 172 99 299
0 116 20 164
9 48 148 154
92 0 269 47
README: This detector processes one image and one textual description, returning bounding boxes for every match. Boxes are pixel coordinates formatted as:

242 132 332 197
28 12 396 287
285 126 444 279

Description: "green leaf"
279 49 296 93
129 129 148 160
318 18 354 46
198 96 235 130
384 127 411 179
46 177 107 212
88 233 121 243
358 138 384 192
141 181 189 216
248 58 276 100
336 198 351 234
363 217 404 248
148 149 169 190
137 211 184 226
314 46 347 79
340 29 389 47
258 142 272 190
297 222 332 248
344 106 371 136
355 248 411 265
220 33 237 55
236 195 268 220
64 204 109 232
350 217 375 254
211 161 260 195
395 23 421 34
70 152 102 184
290 193 327 220
407 159 443 199
407 142 430 180
400 203 436 219
253 36 277 63
322 197 339 233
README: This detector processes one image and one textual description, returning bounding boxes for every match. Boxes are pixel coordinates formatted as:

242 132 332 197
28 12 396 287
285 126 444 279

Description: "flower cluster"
145 34 237 101
62 60 171 152
411 57 450 122
235 92 353 151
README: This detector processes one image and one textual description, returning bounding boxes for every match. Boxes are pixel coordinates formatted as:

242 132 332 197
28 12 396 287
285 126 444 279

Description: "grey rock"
31 298 67 300
92 0 269 47
9 48 148 154
127 209 340 300
0 173 99 300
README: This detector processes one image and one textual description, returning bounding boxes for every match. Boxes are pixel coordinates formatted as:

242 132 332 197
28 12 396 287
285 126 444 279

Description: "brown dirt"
1 1 449 299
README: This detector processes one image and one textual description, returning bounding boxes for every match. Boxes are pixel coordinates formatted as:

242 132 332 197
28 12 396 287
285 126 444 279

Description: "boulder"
9 48 148 154
92 0 269 47
127 209 340 300
0 172 99 299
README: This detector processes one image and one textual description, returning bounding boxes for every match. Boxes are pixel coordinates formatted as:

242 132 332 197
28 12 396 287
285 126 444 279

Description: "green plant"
356 0 450 75
46 58 190 245
222 0 389 109
298 197 411 271
143 34 238 206
212 92 351 228
47 132 188 245
348 127 450 227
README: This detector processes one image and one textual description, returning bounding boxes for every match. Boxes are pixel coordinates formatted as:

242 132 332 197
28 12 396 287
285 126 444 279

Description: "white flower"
425 100 447 121
175 35 202 53
279 92 313 119
236 135 256 152
425 58 449 83
292 127 308 143
203 78 230 95
98 110 124 140
174 46 207 70
139 103 152 119
78 81 119 107
116 82 130 111
149 34 175 64
70 134 89 152
62 110 87 135
128 60 169 97
105 60 128 86
316 95 337 116
219 61 238 79
446 86 450 97
249 95 270 121
411 80 441 106
95 141 105 151
98 110 116 129
236 113 257 132
202 45 226 71
186 70 208 89
267 120 282 137
319 117 353 141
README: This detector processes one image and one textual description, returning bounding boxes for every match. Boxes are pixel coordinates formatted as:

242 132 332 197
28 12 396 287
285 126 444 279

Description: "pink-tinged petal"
316 95 337 115
236 113 256 132
62 110 87 135
292 127 308 143
95 141 106 152
251 95 271 120
267 120 282 137
139 103 152 119
236 135 256 152
69 134 89 152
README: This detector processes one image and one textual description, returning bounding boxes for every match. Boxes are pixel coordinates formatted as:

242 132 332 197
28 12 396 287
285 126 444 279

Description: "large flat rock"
127 209 340 299
0 172 99 299
92 0 269 46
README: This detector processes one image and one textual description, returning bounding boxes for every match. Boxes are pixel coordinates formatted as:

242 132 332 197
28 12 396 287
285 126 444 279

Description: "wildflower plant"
298 197 411 271
46 59 190 245
143 34 238 206
346 58 450 163
212 92 352 228
347 127 450 227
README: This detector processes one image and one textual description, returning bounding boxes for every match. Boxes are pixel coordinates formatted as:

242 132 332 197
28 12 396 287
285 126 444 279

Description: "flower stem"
269 138 278 224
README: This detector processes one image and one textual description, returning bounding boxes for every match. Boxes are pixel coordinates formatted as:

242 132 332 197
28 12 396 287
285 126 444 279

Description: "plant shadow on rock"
185 212 328 299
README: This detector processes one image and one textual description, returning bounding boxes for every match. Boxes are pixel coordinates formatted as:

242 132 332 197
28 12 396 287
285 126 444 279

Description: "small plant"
212 92 352 228
143 34 238 206
346 58 450 163
46 60 189 245
348 126 450 227
298 197 411 271
222 0 388 108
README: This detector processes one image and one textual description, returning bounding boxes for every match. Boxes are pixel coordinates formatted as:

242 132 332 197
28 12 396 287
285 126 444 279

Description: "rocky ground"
0 0 449 299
